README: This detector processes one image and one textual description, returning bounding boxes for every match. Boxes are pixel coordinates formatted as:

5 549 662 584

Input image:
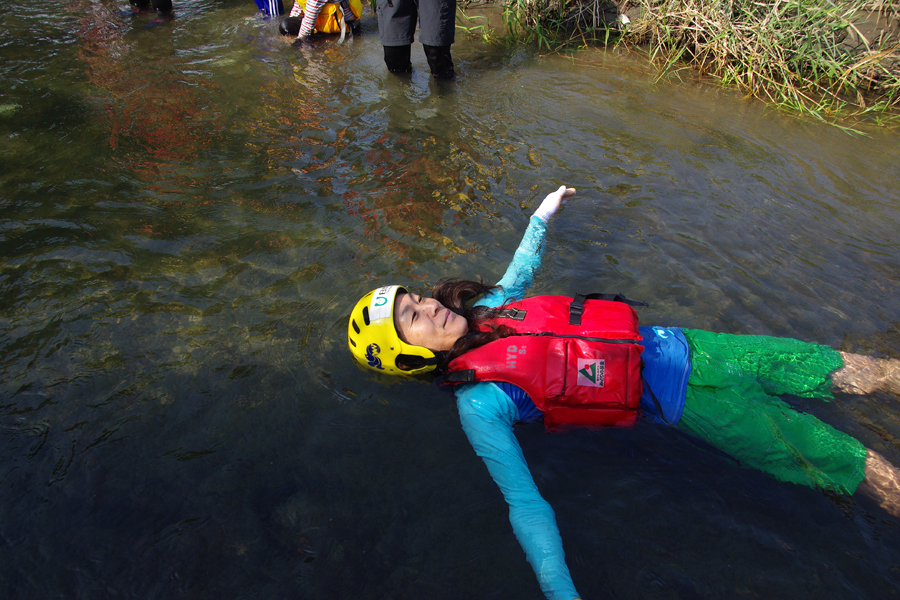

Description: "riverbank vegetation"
492 0 900 123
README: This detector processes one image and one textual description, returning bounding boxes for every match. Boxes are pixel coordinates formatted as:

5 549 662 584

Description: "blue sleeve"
475 216 548 308
456 382 580 600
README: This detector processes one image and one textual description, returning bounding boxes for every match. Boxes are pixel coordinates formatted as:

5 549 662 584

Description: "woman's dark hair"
393 278 517 373
431 278 517 370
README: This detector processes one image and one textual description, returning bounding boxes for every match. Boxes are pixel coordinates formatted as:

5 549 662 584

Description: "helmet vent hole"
362 307 370 325
349 337 356 347
352 320 360 334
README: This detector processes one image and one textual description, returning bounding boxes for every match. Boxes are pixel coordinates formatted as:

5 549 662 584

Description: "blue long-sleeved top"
455 215 690 600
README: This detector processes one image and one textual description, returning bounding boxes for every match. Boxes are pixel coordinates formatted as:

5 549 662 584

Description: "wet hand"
533 185 576 222
292 34 314 48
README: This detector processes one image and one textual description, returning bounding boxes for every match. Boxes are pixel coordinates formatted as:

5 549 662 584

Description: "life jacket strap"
569 293 649 325
337 11 347 44
443 369 475 383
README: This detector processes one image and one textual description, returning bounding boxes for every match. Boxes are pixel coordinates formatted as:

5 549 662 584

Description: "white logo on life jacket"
576 359 605 387
506 344 526 369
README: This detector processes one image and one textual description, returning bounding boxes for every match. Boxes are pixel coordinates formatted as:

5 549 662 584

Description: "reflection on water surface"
1 1 899 598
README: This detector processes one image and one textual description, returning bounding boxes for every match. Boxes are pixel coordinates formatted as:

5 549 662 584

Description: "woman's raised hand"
533 185 576 223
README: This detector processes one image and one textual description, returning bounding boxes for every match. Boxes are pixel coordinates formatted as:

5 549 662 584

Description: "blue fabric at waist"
639 326 690 425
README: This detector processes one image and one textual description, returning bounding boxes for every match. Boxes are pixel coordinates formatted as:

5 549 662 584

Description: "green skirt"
678 329 867 495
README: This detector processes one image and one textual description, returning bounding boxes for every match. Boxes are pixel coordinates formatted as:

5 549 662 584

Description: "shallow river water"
2 1 900 598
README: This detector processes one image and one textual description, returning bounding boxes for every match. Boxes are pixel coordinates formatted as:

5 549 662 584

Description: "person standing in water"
347 185 900 600
376 0 456 78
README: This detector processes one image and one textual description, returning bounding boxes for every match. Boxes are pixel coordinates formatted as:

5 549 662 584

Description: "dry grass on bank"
501 0 900 122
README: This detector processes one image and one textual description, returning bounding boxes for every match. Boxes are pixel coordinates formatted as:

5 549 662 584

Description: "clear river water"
2 0 900 598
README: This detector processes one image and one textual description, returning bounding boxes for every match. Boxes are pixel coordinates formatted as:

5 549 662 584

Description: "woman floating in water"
347 186 900 600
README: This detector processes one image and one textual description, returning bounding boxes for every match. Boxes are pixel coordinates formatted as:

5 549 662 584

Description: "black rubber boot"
383 45 412 73
131 0 173 14
423 44 454 79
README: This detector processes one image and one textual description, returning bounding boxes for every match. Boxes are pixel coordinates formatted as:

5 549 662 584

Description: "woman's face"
393 292 468 352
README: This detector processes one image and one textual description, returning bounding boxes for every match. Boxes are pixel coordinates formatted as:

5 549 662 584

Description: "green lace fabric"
678 329 866 495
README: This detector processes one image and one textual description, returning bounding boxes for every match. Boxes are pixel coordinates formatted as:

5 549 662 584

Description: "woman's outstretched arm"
476 186 575 308
460 186 582 599
457 383 581 600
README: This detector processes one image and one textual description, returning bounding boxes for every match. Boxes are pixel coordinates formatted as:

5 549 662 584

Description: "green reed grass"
499 0 900 123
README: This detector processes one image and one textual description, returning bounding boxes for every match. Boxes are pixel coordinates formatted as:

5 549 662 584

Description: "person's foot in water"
834 353 900 395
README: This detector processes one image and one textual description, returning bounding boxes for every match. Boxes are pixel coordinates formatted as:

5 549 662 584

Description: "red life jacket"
443 295 644 430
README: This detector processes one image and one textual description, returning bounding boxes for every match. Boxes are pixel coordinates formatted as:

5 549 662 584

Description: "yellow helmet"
347 285 439 376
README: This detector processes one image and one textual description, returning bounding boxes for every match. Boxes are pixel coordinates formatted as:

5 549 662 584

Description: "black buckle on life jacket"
569 293 587 325
495 308 526 321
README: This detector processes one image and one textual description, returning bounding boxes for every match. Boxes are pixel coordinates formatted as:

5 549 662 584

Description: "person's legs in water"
679 329 900 516
832 352 900 514
383 45 412 73
832 352 900 395
423 44 453 79
377 0 416 74
858 449 900 516
418 0 455 77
